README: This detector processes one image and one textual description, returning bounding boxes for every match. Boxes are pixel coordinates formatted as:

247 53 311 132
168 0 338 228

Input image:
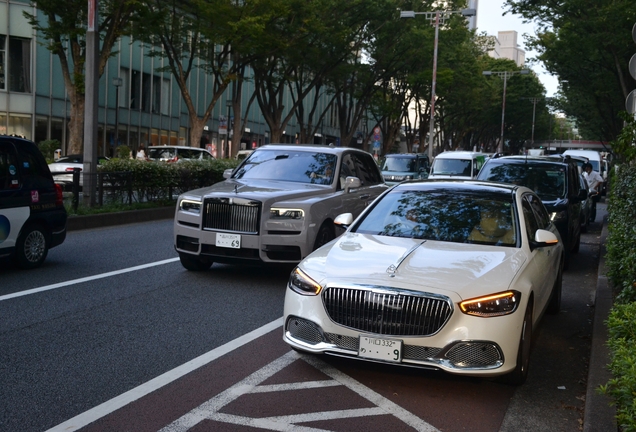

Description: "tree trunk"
189 117 207 150
67 95 85 155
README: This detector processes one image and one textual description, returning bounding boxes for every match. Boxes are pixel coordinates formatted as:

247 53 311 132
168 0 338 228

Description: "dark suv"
0 136 67 269
477 155 586 266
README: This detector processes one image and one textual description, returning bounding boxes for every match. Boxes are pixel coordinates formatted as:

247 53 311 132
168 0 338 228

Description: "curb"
66 206 175 231
583 214 616 432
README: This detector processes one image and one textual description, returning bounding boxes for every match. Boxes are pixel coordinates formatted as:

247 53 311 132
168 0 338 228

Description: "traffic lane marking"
73 326 514 432
0 257 180 302
47 318 284 432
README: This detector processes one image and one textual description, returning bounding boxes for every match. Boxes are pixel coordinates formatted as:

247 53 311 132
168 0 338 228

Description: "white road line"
45 317 284 432
251 380 341 393
0 257 180 302
160 350 439 432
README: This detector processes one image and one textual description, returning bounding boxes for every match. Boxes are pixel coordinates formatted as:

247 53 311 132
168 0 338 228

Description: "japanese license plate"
216 233 241 249
358 336 402 362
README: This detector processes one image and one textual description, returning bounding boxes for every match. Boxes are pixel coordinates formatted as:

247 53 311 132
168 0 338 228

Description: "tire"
179 253 212 271
500 301 533 386
313 222 335 251
546 259 563 315
15 224 49 269
571 230 581 254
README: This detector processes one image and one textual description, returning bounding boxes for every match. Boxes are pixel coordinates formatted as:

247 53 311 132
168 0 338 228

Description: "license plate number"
216 233 241 249
358 336 402 362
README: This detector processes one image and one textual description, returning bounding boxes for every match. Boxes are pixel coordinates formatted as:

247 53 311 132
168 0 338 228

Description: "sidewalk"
583 212 616 432
66 206 175 231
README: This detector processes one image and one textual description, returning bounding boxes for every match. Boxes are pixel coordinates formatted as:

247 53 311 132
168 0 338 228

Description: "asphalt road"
0 203 607 431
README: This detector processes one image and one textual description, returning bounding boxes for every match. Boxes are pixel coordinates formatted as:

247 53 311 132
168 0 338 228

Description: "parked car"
380 153 429 185
0 136 67 269
174 144 389 270
428 151 488 179
48 154 110 189
236 149 254 160
283 180 564 385
477 155 586 267
148 145 214 162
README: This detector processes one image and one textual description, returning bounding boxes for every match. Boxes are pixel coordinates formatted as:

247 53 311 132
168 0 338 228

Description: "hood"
186 178 331 201
301 232 526 297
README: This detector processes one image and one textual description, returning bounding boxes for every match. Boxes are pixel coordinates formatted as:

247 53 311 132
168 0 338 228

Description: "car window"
233 149 337 185
149 148 175 159
338 154 357 190
431 158 472 176
0 142 20 190
353 189 516 246
522 198 540 241
381 156 415 172
18 143 51 188
525 193 550 230
480 162 566 200
352 152 382 185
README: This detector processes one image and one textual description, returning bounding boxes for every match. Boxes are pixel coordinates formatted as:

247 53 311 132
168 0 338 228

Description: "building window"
34 116 48 143
0 35 5 90
8 36 31 93
9 113 32 139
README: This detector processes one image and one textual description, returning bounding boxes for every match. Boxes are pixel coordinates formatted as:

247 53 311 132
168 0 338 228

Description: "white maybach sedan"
283 180 564 385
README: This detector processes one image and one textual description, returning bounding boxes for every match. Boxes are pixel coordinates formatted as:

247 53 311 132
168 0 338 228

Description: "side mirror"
578 188 588 200
223 168 234 179
530 229 559 249
334 213 354 228
344 176 361 192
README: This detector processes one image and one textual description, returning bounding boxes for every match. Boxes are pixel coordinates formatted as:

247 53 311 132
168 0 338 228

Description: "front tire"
500 301 533 386
15 224 49 269
313 222 335 251
179 253 213 271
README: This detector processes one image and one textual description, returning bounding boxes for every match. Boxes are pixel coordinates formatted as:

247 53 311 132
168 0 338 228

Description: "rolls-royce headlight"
459 291 521 317
179 199 202 214
289 267 322 295
271 208 304 219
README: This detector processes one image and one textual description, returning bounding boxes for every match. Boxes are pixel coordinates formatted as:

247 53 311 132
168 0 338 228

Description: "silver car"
174 144 389 270
48 154 109 188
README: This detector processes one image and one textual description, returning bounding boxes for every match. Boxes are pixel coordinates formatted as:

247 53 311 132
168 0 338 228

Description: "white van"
428 151 489 180
563 149 606 179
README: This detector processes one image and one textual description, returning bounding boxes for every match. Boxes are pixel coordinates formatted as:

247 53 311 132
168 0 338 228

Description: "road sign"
630 54 636 80
626 89 636 115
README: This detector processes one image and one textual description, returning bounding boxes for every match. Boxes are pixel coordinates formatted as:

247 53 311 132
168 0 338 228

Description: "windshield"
381 156 416 172
354 189 517 246
233 150 337 185
431 159 472 176
479 162 566 200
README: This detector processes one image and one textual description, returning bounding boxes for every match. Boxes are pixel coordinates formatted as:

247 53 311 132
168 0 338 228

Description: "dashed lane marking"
160 350 439 432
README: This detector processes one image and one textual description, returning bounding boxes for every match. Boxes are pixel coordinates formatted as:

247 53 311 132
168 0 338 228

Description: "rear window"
479 162 566 200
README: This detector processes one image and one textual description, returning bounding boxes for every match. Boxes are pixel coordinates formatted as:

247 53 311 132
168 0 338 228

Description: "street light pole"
482 69 530 154
400 8 476 162
524 97 541 148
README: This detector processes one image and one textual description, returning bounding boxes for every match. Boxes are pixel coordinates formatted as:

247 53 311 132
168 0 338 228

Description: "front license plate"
358 336 402 362
216 233 241 249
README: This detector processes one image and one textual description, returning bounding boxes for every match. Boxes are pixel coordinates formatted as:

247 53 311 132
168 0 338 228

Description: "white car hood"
301 232 527 297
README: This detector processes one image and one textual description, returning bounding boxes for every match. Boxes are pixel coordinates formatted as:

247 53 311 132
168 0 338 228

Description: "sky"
476 0 559 96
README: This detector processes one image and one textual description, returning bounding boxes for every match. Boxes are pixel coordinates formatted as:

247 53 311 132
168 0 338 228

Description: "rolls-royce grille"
323 287 452 336
203 198 260 234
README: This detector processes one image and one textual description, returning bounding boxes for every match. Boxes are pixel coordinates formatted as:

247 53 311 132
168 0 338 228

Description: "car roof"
486 155 573 166
256 144 369 155
148 145 208 150
434 151 488 158
384 153 428 158
393 179 520 195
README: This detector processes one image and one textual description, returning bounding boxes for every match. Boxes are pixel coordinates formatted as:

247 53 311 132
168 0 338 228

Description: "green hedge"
600 164 636 430
97 158 241 203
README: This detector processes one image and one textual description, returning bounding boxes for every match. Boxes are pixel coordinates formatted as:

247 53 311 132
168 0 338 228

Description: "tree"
505 0 636 142
25 0 140 154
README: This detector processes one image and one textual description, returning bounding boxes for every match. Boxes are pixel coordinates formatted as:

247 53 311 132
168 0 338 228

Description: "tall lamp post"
400 8 476 162
112 77 123 152
523 97 541 148
482 69 530 153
